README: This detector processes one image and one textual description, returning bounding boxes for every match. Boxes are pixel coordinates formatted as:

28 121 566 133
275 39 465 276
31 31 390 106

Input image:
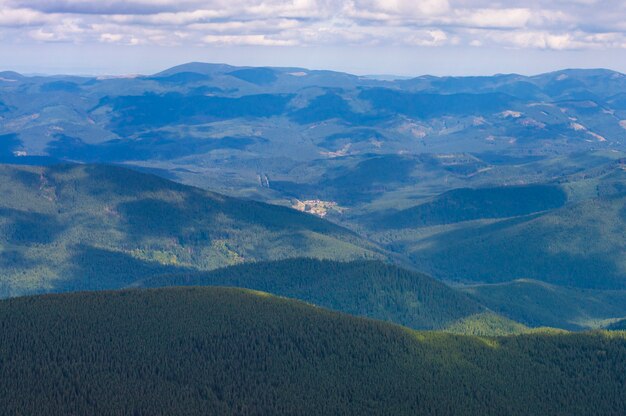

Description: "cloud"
353 0 451 17
454 8 534 29
202 34 297 46
1 0 626 50
10 0 199 15
0 7 49 26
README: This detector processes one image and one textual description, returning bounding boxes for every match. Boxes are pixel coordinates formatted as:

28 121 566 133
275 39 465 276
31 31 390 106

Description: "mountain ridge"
0 286 624 415
139 258 490 331
0 163 385 297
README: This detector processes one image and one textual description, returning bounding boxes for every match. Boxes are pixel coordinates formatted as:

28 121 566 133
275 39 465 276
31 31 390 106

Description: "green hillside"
445 312 531 336
0 164 382 297
0 287 624 415
380 184 567 229
141 258 486 330
387 193 626 289
464 279 626 330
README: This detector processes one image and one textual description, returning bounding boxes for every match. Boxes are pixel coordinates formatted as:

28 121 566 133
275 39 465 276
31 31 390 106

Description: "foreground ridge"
0 286 624 415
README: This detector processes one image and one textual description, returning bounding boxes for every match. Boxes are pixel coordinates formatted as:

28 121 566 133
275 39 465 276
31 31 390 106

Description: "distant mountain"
0 71 23 81
3 61 626 300
140 258 488 331
3 63 625 181
0 286 624 415
152 62 237 77
1 63 625 234
0 163 383 297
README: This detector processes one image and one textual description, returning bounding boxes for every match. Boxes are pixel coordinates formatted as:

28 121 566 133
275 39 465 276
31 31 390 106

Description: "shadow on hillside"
0 208 66 245
0 250 39 270
408 213 625 290
58 245 192 293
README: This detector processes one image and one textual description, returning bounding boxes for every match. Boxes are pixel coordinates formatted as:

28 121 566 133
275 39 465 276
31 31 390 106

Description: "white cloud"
406 29 449 46
455 8 533 29
10 0 202 14
1 0 626 51
99 32 123 42
202 34 297 46
0 7 48 26
354 0 451 17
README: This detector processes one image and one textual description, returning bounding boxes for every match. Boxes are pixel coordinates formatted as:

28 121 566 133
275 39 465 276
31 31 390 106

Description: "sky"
2 0 626 76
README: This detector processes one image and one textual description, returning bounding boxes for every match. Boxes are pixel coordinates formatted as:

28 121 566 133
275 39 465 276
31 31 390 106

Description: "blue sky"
1 0 626 76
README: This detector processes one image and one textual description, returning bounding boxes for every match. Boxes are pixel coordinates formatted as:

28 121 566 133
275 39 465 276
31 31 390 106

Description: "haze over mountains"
2 61 626 414
3 63 626 220
2 63 626 332
3 64 626 175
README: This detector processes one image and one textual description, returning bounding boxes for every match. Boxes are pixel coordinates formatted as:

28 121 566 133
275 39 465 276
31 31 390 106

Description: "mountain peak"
153 62 237 77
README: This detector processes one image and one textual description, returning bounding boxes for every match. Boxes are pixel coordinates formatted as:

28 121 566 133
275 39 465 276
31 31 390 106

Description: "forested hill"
400 192 626 290
0 287 624 415
0 163 383 297
140 258 487 330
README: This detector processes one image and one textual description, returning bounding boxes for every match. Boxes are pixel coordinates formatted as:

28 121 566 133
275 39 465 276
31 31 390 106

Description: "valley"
1 62 626 414
3 64 626 330
4 0 626 411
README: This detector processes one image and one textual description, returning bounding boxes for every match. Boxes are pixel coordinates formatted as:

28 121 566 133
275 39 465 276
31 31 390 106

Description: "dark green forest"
141 258 487 330
0 287 624 415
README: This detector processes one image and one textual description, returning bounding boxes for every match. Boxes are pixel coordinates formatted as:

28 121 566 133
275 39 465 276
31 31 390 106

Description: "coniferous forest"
0 287 625 415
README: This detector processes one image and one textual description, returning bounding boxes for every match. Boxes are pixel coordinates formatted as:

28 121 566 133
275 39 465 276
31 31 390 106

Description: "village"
291 199 345 218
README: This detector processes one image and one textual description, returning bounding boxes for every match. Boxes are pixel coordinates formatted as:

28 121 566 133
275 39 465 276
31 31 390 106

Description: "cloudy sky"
2 0 626 76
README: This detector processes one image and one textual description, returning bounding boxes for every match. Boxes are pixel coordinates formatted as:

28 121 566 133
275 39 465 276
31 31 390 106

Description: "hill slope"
464 279 626 330
608 319 626 330
379 184 567 229
140 258 486 330
388 192 626 289
0 164 382 297
0 287 624 415
444 312 531 336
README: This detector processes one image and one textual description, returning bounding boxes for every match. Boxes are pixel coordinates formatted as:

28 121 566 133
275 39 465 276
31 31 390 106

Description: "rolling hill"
463 279 626 330
0 287 624 415
140 258 488 330
378 183 567 229
394 192 626 289
444 312 531 336
0 163 383 297
368 162 626 291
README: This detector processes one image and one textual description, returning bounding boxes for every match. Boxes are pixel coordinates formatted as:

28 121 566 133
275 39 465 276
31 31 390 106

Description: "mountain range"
2 62 626 413
4 60 626 328
3 61 626 333
1 161 625 332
